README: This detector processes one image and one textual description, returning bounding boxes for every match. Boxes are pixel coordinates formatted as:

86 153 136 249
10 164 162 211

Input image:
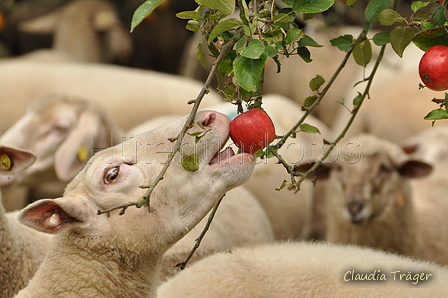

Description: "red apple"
418 45 448 91
229 108 276 153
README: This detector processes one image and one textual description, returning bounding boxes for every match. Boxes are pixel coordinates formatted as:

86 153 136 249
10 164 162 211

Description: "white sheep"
0 59 223 136
159 186 273 283
17 0 132 64
0 145 53 298
299 133 448 265
0 94 124 188
157 241 448 298
14 110 256 298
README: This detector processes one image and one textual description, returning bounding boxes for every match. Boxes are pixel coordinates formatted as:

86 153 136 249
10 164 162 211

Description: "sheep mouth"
208 146 236 165
208 132 255 166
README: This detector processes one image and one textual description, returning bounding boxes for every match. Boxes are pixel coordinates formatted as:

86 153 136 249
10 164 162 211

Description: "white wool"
158 241 448 298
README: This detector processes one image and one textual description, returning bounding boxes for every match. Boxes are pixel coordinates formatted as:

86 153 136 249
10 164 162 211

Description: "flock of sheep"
1 0 448 297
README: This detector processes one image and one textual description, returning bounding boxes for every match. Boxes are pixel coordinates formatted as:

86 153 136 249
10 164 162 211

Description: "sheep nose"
202 112 216 127
347 200 365 224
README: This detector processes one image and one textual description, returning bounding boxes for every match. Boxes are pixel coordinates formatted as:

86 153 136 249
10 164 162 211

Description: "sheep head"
0 94 124 188
297 134 432 225
19 111 255 256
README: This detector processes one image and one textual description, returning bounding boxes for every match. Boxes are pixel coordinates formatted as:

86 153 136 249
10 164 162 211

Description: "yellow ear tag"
1 154 12 171
77 146 89 163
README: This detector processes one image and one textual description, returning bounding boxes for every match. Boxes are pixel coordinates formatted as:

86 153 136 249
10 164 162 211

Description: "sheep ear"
0 146 36 174
55 111 101 182
18 12 59 34
294 163 332 180
19 199 82 234
398 160 432 178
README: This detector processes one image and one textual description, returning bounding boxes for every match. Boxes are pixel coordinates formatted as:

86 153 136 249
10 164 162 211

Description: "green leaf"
390 26 414 57
176 11 202 20
264 45 279 57
303 95 318 108
220 85 235 102
346 0 358 6
265 145 278 159
372 31 390 46
353 92 363 107
197 43 206 68
309 75 325 91
186 20 200 32
364 0 390 23
298 35 323 47
353 39 372 67
297 46 312 62
182 154 199 172
330 35 354 52
285 28 304 45
302 13 316 21
244 25 253 37
378 9 405 26
188 131 203 137
239 0 250 26
300 123 321 134
411 1 431 13
414 12 431 21
207 42 220 58
233 52 268 92
433 6 447 27
263 28 283 45
195 0 235 15
208 18 243 43
445 93 448 111
237 39 266 59
131 0 167 32
235 35 248 51
445 1 448 22
275 180 289 191
255 150 265 158
273 13 295 23
412 26 448 51
284 0 336 14
421 22 436 31
218 51 235 76
424 109 448 121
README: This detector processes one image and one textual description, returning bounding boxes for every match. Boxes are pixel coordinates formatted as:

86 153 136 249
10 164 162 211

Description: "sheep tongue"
209 147 235 165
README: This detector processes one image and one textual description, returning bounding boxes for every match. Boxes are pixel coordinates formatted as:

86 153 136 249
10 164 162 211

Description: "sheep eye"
104 166 119 184
0 154 12 171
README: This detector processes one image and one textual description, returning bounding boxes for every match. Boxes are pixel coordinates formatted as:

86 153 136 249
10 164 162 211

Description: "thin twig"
291 0 401 191
275 30 366 150
266 24 389 192
268 29 367 183
293 38 389 192
98 27 246 216
175 194 225 270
